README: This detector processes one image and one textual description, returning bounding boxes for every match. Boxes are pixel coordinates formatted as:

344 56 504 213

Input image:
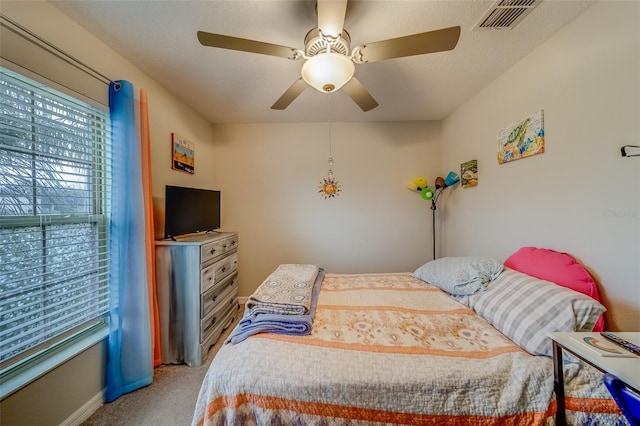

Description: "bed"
192 248 625 425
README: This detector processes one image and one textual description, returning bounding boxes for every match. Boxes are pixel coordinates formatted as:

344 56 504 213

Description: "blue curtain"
106 80 153 402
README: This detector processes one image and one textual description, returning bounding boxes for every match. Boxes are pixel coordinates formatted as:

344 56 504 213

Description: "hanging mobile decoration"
318 156 341 199
318 97 341 199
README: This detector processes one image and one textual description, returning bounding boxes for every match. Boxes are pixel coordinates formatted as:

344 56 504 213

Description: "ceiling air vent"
474 0 542 30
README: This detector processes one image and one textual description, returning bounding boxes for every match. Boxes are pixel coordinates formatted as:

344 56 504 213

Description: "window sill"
0 324 109 400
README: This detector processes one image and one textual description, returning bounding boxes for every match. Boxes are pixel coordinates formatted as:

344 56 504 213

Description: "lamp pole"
431 198 437 260
430 186 447 260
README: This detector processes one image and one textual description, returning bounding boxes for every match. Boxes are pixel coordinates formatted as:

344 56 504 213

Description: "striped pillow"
466 268 606 356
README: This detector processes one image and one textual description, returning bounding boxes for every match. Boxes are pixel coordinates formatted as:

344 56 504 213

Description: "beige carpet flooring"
81 325 233 426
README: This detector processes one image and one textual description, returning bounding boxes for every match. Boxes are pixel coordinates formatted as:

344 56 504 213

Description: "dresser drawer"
200 252 238 293
200 285 238 342
201 235 238 264
200 272 238 317
199 299 240 363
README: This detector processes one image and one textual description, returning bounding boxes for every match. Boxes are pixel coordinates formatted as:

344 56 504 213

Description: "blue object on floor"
603 373 640 426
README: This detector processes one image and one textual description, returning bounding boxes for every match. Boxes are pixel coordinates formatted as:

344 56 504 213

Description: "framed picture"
171 133 194 174
497 110 544 164
461 160 478 188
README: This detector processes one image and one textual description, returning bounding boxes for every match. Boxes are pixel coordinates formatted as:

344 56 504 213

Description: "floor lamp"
407 172 460 260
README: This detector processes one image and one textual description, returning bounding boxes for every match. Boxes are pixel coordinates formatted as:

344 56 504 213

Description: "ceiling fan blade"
317 0 347 39
357 26 461 63
271 78 308 110
341 77 378 112
197 31 298 59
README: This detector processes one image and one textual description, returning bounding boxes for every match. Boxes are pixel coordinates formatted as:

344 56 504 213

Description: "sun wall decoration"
318 157 341 199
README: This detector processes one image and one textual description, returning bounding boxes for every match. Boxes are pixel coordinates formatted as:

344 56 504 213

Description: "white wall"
212 121 441 296
441 0 640 331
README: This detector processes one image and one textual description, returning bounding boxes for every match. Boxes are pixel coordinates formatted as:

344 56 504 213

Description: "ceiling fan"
197 0 460 112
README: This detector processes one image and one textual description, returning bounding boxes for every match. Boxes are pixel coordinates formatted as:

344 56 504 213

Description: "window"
0 67 111 373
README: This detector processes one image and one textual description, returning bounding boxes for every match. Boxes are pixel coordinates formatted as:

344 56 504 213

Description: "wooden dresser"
155 232 239 366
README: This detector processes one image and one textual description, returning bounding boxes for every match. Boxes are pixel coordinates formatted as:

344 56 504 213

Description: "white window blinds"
0 66 111 367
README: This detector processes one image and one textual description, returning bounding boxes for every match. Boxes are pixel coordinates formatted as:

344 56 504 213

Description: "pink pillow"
504 247 604 331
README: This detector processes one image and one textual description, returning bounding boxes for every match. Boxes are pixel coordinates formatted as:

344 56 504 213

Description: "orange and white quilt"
192 273 623 425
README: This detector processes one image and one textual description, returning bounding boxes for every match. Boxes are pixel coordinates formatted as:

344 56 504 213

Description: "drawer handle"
210 316 217 325
231 240 237 246
229 299 234 305
221 267 226 273
210 248 217 255
211 294 218 302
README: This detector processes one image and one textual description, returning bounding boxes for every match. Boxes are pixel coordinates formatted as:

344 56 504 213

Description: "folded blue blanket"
226 268 325 344
226 313 313 345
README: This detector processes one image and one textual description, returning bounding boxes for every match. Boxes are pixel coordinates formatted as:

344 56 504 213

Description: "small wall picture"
171 133 195 174
461 160 478 188
497 110 544 164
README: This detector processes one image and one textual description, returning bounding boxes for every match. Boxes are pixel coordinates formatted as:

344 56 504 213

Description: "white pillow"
465 269 606 356
412 256 504 296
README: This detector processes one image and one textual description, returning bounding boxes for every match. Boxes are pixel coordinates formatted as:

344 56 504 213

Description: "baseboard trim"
238 296 248 305
59 388 105 426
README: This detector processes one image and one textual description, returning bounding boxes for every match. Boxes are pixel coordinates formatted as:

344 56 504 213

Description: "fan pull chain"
328 96 333 177
318 95 341 199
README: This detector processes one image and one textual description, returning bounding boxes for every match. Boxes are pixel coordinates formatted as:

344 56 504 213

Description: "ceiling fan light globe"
301 53 355 93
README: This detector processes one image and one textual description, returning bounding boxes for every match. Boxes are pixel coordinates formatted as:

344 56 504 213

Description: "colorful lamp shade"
420 187 435 201
445 171 460 187
406 176 427 191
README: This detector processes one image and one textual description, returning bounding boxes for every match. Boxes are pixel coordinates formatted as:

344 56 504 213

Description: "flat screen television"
164 185 220 238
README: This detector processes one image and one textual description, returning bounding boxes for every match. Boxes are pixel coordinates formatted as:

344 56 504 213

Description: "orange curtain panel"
140 88 162 367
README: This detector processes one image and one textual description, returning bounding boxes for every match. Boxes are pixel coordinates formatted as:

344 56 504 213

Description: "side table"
550 332 640 425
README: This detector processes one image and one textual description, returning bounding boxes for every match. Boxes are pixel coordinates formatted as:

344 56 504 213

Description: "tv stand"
155 232 239 366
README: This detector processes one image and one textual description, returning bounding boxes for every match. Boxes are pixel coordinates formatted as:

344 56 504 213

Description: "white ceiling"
50 0 595 124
